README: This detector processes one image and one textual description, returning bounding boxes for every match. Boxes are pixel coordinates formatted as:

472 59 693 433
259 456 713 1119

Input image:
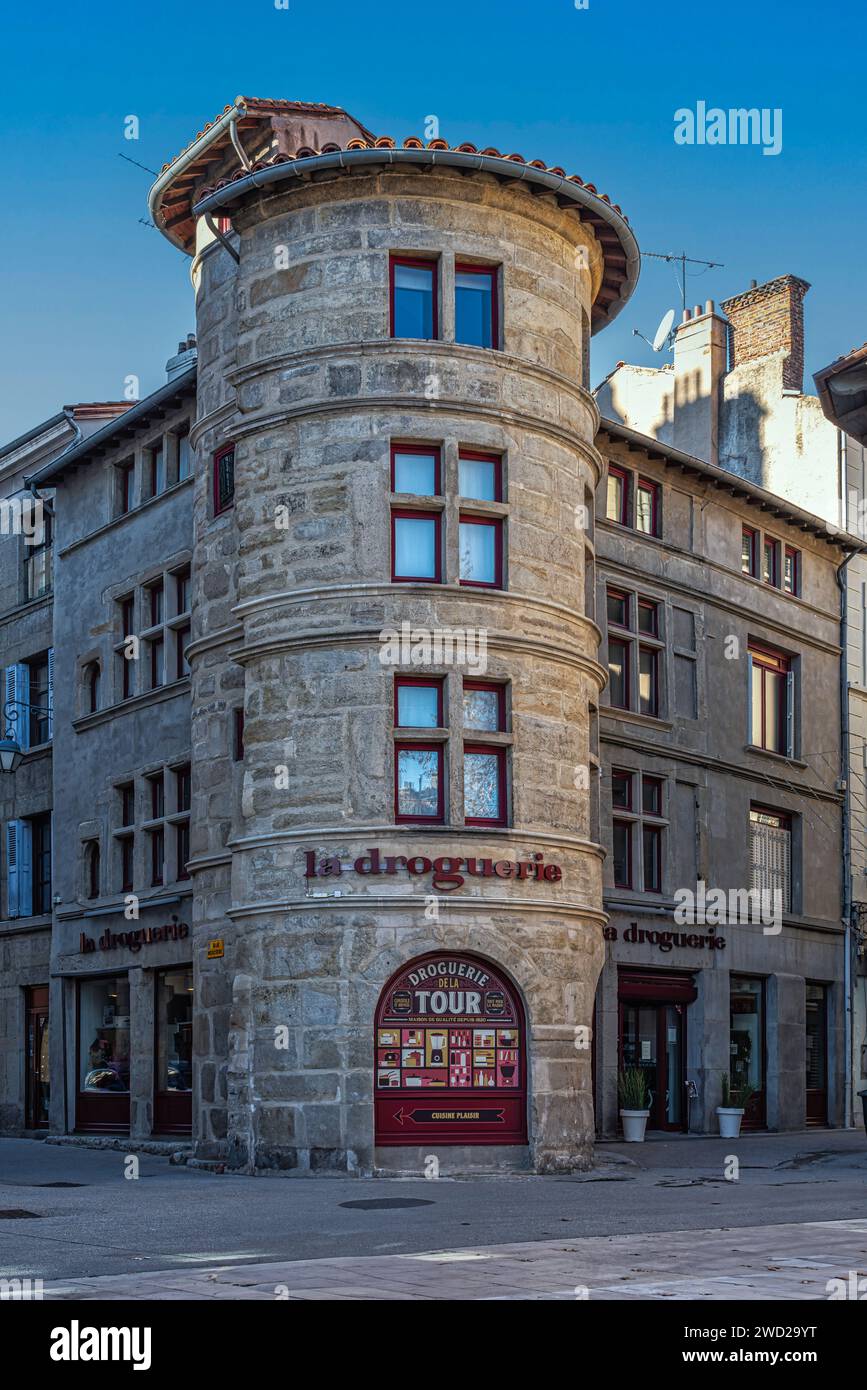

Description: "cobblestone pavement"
43 1218 867 1301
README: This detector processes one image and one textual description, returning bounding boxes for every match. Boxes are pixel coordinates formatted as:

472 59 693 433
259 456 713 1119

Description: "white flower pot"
717 1106 745 1138
620 1108 650 1142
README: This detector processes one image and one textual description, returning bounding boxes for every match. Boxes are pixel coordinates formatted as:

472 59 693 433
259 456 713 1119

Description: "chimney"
719 275 810 391
166 333 197 382
671 299 727 465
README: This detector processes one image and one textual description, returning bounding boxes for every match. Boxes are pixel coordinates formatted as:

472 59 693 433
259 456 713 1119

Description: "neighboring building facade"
592 419 859 1135
0 401 129 1132
597 277 867 1124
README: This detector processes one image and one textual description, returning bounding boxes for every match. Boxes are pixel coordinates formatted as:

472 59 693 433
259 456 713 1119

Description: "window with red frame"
462 681 506 733
391 444 441 496
638 646 659 716
464 744 507 825
459 513 502 587
636 478 660 536
213 444 235 515
608 636 630 709
455 263 498 349
611 768 633 809
749 644 792 755
742 526 758 577
394 743 444 823
395 677 444 729
642 824 662 892
642 775 663 816
606 465 629 525
784 546 801 596
612 820 632 887
458 450 502 502
762 536 780 587
391 509 441 582
390 257 438 339
120 834 134 892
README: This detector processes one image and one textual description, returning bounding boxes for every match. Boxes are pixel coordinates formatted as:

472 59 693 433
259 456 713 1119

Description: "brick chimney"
720 274 810 391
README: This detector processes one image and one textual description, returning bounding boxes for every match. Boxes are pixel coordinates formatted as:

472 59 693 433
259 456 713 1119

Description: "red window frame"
120 595 135 637
389 255 439 340
784 546 801 596
391 508 442 583
458 513 503 588
637 598 658 636
462 679 507 732
213 444 235 515
612 767 633 810
612 819 633 888
749 643 789 754
606 465 629 526
148 580 163 627
607 587 630 629
458 449 503 502
454 262 499 350
149 772 164 820
641 774 663 816
463 742 508 827
642 823 662 893
763 536 780 587
149 826 164 886
120 834 134 892
176 820 191 881
120 783 135 827
742 526 758 577
608 635 630 710
394 676 444 729
636 477 660 537
394 741 445 824
390 443 441 496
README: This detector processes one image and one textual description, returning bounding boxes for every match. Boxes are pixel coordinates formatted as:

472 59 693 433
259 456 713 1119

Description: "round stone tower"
151 98 639 1173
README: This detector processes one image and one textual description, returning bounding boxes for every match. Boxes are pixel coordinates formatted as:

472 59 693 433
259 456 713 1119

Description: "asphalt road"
0 1131 864 1282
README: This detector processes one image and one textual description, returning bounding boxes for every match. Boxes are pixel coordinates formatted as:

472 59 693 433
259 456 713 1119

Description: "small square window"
395 678 443 728
395 743 443 822
458 451 502 502
462 681 505 732
637 599 658 635
391 510 441 582
391 257 437 340
391 445 440 496
607 589 629 628
459 514 502 588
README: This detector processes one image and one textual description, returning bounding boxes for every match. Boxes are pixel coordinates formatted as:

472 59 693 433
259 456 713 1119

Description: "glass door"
25 986 50 1129
729 976 766 1128
154 968 193 1133
805 983 828 1126
621 1003 686 1131
76 976 131 1132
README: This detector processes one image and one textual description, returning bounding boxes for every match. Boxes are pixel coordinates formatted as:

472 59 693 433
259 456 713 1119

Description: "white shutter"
47 648 54 741
4 664 29 750
6 820 32 917
751 817 791 910
785 669 794 758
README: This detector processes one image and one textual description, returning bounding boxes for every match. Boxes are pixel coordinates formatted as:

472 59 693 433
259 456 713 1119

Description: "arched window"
374 952 527 1147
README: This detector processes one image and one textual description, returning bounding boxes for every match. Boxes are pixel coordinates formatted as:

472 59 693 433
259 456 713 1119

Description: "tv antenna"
642 249 725 312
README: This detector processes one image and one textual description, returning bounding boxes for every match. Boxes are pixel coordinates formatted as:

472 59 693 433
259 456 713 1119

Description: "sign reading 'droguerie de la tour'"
374 954 527 1147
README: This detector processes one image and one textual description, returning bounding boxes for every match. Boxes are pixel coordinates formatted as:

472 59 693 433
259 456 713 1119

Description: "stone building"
593 419 860 1134
597 276 867 1125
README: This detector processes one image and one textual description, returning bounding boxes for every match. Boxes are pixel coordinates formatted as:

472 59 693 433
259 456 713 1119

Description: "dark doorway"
153 967 193 1134
805 982 828 1126
25 986 50 1129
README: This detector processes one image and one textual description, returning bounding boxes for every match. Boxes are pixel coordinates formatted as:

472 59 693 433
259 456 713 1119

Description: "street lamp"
1 699 52 774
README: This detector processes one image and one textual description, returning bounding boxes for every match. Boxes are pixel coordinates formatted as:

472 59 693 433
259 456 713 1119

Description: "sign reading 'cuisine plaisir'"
304 847 562 893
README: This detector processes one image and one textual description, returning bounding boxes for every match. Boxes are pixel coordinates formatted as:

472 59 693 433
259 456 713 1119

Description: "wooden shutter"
47 648 55 741
4 664 29 750
6 819 32 917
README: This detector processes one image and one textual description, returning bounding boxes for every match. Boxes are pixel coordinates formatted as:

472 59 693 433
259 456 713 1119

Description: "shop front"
617 969 694 1132
25 985 50 1130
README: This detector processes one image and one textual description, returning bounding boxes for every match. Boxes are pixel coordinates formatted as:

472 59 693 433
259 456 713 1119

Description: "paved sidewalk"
45 1218 867 1301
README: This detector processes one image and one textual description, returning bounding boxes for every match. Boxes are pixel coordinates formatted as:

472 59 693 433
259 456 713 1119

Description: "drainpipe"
837 549 857 1128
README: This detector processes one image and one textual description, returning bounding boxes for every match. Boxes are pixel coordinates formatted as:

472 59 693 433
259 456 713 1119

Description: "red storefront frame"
375 952 527 1146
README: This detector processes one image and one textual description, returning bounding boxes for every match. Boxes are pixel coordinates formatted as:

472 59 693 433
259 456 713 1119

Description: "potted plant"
717 1072 755 1138
618 1067 651 1142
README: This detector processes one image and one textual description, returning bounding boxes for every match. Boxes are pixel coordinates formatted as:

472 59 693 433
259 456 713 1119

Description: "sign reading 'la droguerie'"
304 847 562 893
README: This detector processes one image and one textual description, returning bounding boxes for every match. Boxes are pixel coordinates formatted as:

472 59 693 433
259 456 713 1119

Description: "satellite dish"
652 308 676 353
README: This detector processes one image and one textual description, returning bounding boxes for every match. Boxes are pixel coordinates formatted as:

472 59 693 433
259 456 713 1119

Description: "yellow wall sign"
206 938 224 959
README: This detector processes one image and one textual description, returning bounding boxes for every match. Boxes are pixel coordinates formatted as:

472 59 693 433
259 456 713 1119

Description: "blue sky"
2 0 864 440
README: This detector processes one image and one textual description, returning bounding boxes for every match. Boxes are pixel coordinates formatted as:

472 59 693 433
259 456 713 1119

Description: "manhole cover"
34 1182 86 1188
0 1210 42 1219
339 1198 434 1211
